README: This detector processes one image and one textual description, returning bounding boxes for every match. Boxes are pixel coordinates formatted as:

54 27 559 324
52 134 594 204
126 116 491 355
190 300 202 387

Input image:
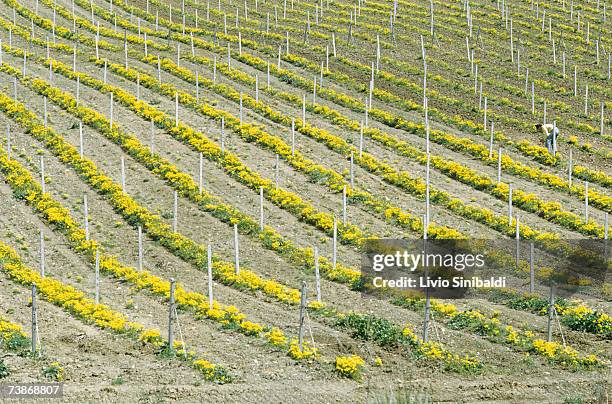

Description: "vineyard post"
109 92 113 128
104 60 108 84
207 245 213 306
515 215 520 268
342 185 347 225
259 186 264 231
314 246 321 302
221 118 225 153
150 119 155 153
508 183 513 222
376 35 380 72
302 95 306 126
255 74 259 102
547 283 555 342
298 281 306 351
240 93 243 124
199 152 203 194
22 52 26 77
497 148 502 184
479 83 483 109
291 118 296 156
76 75 80 106
359 121 364 157
6 124 10 160
584 181 589 222
40 156 45 194
531 82 535 114
332 218 337 269
227 43 231 70
489 122 495 158
275 154 280 189
543 101 547 125
196 71 199 102
350 151 354 188
529 242 534 292
168 278 176 354
120 156 125 192
562 51 566 78
524 68 529 96
426 152 430 225
600 102 604 135
173 191 178 232
553 120 557 157
84 195 89 241
136 74 141 101
43 97 47 127
39 228 45 277
584 84 589 115
213 55 217 83
31 284 37 354
604 212 608 241
332 32 336 56
364 97 369 127
175 92 179 127
568 148 573 187
144 33 148 57
94 250 100 304
483 97 487 129
422 215 431 342
608 54 611 80
313 76 317 106
234 224 240 274
574 66 577 96
138 226 143 271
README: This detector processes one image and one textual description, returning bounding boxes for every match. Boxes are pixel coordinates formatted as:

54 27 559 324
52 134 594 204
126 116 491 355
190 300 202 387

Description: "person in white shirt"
535 123 559 155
